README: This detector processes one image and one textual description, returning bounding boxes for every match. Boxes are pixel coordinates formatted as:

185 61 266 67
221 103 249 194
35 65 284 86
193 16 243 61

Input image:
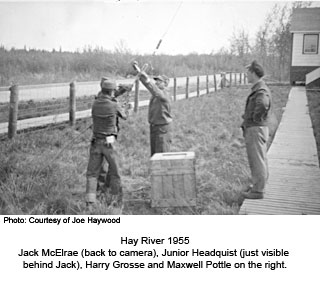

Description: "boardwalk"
240 87 320 215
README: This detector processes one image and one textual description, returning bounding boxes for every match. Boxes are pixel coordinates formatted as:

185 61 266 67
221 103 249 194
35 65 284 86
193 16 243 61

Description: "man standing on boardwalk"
132 61 172 156
241 60 272 199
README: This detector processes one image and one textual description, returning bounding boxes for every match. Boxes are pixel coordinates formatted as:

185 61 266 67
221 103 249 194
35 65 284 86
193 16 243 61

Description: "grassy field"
0 85 290 215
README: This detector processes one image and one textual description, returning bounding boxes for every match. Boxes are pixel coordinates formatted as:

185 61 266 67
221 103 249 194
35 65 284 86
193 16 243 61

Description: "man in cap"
95 77 133 196
97 76 133 99
241 60 272 199
132 61 172 156
85 78 131 209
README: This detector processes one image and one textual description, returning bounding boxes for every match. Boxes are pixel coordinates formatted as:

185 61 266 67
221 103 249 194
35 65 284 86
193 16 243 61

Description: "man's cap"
153 75 170 84
100 76 109 87
245 60 264 78
101 79 117 90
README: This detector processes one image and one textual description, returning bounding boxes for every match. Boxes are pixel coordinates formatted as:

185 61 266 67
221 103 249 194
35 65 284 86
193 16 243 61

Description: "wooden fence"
0 72 247 139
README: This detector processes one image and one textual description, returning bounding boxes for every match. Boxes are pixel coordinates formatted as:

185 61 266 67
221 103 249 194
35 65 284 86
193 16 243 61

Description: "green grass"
0 85 290 215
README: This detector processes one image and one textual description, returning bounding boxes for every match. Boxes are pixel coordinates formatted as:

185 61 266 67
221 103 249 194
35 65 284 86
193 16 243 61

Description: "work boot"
98 185 111 205
108 186 123 212
109 196 123 215
86 177 98 205
109 192 123 208
242 190 264 199
245 184 253 192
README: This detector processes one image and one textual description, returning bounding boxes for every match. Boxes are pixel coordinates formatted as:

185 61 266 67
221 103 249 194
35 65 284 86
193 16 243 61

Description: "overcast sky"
0 1 319 55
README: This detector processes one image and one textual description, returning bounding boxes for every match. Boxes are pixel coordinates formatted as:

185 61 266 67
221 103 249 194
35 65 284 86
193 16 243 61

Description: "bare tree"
229 28 251 65
114 39 131 55
252 1 312 82
113 39 133 76
253 12 273 71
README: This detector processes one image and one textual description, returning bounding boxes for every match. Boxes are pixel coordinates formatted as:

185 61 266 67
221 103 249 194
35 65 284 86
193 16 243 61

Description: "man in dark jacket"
86 78 129 208
95 77 132 195
132 61 172 156
241 60 272 199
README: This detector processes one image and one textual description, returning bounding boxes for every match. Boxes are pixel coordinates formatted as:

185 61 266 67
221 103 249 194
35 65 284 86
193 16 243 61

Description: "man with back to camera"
95 77 133 196
85 78 131 209
241 60 272 199
132 61 172 156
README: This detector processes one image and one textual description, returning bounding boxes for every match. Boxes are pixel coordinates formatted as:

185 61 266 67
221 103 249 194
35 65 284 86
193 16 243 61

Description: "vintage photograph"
0 1 319 215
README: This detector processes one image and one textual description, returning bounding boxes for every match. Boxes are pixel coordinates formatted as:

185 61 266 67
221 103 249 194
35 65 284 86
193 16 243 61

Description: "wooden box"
150 152 196 207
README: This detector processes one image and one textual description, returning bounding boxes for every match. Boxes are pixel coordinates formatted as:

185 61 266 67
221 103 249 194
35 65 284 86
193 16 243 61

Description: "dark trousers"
244 126 269 193
86 139 122 203
150 123 171 156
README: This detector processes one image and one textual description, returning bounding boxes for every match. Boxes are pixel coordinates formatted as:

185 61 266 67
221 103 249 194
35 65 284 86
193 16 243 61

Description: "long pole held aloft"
152 1 183 56
130 2 183 74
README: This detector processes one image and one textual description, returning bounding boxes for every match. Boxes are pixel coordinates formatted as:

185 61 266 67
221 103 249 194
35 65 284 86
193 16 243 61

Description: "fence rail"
0 72 247 138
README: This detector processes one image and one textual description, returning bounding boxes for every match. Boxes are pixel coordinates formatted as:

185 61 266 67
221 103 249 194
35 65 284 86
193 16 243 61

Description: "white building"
290 8 320 86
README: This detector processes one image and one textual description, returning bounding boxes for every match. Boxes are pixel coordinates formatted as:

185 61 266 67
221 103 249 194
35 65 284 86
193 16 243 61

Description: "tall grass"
0 85 290 215
307 90 320 165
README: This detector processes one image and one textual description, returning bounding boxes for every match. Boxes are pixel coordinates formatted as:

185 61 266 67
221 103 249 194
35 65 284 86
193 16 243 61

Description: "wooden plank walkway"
240 86 320 215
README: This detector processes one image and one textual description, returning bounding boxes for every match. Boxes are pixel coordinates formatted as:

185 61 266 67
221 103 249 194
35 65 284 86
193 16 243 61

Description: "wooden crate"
150 152 196 207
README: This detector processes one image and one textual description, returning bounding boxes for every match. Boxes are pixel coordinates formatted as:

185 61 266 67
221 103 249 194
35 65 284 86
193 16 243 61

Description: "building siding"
292 33 320 66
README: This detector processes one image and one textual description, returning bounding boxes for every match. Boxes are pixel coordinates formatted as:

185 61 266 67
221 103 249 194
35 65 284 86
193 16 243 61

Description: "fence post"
214 74 217 91
197 76 200 97
69 82 76 126
134 79 140 112
186 76 189 99
240 73 242 85
173 77 177 101
206 75 209 94
8 85 19 139
229 73 232 87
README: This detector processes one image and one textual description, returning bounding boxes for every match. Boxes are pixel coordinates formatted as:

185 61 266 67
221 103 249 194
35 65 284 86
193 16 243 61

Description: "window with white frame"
303 34 319 54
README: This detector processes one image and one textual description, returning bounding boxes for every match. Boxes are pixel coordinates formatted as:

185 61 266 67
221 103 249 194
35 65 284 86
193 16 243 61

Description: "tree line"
0 1 310 86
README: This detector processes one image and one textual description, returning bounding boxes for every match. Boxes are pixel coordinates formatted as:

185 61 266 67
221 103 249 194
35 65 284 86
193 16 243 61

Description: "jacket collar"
251 79 266 92
96 91 114 101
